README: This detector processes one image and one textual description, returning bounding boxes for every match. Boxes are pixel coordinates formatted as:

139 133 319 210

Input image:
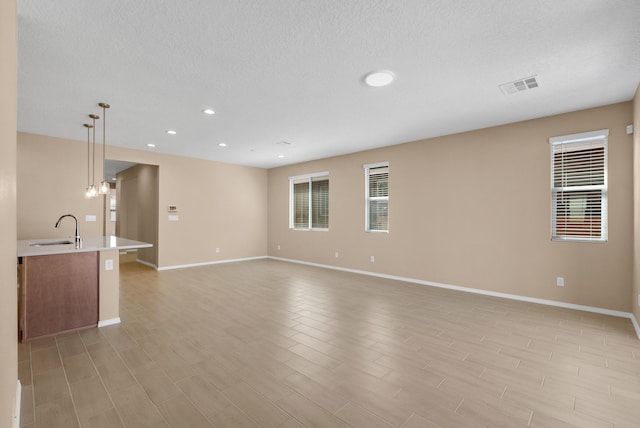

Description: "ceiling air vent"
499 76 539 95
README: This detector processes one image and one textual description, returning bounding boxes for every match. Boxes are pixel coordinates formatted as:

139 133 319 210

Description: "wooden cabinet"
19 251 99 341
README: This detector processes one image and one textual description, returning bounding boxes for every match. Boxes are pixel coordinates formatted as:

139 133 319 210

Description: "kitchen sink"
29 240 74 247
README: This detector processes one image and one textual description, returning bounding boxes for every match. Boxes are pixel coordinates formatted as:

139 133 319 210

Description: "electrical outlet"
215 247 220 253
85 215 96 222
277 245 281 251
556 277 564 287
105 259 113 271
370 255 375 263
335 252 339 258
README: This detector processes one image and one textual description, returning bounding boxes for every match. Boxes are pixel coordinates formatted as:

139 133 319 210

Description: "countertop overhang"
18 236 153 257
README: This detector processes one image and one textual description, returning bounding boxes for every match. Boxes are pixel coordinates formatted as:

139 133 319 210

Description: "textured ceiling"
17 0 640 168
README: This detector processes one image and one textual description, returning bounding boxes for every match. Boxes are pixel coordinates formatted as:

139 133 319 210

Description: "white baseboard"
630 314 640 339
135 258 157 269
13 380 20 428
98 317 121 328
157 256 267 271
269 257 638 329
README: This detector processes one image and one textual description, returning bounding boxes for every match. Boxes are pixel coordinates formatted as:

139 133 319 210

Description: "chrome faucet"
55 214 81 248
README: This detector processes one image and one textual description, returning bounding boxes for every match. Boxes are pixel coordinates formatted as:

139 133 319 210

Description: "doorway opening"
104 160 159 268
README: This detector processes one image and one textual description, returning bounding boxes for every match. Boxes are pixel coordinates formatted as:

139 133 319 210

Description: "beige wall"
99 249 120 322
17 133 268 268
633 85 640 324
18 134 104 239
268 102 634 312
1 0 18 425
116 164 159 265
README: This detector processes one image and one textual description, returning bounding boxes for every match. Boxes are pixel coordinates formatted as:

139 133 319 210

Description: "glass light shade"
85 185 98 199
98 181 110 194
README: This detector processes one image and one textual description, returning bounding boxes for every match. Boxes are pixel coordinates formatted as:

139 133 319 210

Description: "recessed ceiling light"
147 143 156 147
277 154 285 158
167 130 177 135
202 109 215 115
364 70 395 87
218 143 227 147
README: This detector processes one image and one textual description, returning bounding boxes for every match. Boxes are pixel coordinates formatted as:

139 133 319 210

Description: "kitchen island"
17 236 152 341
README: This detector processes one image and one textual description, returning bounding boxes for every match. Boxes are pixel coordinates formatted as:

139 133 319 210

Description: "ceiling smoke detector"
499 76 539 95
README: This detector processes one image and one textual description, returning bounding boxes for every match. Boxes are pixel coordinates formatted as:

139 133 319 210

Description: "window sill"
291 228 329 232
551 237 606 243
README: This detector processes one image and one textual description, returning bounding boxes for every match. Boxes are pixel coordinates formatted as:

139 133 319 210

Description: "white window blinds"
550 129 608 242
365 162 389 232
290 172 329 230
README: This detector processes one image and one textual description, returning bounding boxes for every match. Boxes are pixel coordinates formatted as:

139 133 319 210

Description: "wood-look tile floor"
19 259 640 427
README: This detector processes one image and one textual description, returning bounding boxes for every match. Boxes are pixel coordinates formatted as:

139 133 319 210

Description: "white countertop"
18 236 153 257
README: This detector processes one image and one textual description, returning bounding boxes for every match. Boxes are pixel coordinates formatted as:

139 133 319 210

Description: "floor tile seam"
219 380 285 428
286 340 345 369
166 381 223 428
27 342 36 427
398 412 431 428
53 336 82 428
77 330 127 428
500 387 586 419
272 390 357 428
526 409 534 426
570 405 624 427
574 392 640 415
460 389 536 426
92 329 172 427
334 400 399 428
331 400 351 417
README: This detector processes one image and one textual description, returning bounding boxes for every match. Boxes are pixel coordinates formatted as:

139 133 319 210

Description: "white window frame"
549 129 608 242
364 162 389 232
289 171 330 231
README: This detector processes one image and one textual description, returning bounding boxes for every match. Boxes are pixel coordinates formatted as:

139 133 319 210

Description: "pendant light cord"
102 106 106 182
86 125 91 187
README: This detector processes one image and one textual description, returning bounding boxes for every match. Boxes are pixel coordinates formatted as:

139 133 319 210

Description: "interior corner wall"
17 133 268 269
115 164 159 266
268 102 634 313
633 84 640 325
0 0 18 426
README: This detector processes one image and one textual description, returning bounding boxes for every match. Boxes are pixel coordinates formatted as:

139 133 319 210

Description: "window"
289 172 329 230
365 162 389 232
550 129 608 242
109 194 116 222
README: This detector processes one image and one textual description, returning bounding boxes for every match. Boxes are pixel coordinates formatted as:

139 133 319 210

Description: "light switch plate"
105 259 113 271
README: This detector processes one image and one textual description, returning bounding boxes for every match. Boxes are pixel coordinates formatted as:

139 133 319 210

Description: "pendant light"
98 102 110 194
87 113 100 198
83 123 94 198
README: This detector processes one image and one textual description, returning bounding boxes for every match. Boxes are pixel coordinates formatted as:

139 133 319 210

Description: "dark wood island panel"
19 251 99 341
